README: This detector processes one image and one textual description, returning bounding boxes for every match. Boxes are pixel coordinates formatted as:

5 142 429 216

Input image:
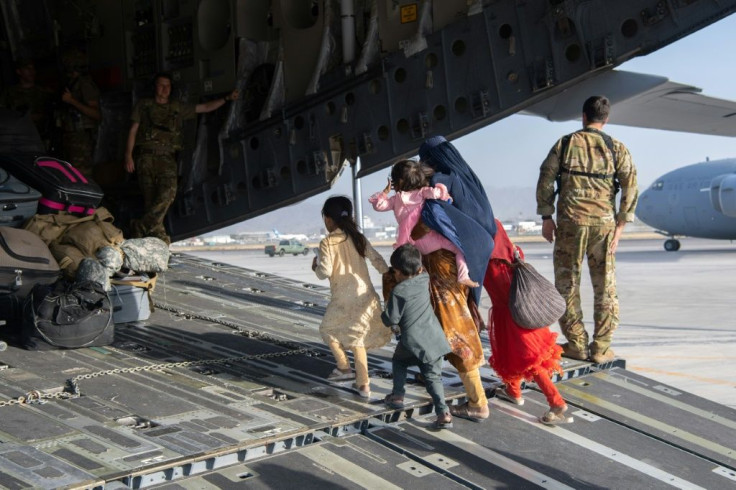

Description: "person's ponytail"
339 216 367 257
321 195 367 257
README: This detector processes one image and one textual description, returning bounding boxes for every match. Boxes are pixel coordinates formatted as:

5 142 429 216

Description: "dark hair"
582 95 610 123
154 72 173 85
322 196 367 257
390 159 434 192
390 244 422 276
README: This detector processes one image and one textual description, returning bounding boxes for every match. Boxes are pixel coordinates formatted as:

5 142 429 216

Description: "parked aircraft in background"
272 229 309 242
636 158 736 250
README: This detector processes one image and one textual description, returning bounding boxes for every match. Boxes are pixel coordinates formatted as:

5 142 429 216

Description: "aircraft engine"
710 174 736 217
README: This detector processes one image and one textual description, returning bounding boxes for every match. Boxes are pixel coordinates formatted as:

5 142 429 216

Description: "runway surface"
191 237 736 409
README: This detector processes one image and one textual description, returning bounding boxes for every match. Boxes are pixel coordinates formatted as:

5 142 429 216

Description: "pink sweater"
369 183 450 248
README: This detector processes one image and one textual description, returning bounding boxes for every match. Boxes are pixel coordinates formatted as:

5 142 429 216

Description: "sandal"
352 383 371 399
495 386 524 406
539 405 573 426
430 413 453 430
327 367 355 381
449 402 489 423
383 393 405 409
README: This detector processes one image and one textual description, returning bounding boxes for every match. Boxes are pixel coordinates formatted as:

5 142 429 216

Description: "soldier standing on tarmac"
535 95 639 364
124 72 239 245
58 48 101 177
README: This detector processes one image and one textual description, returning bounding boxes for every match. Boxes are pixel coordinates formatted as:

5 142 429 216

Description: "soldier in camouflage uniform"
58 49 101 178
536 95 638 364
124 72 239 244
0 58 53 147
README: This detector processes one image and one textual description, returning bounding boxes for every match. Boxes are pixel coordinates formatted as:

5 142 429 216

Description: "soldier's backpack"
22 279 114 350
555 128 620 196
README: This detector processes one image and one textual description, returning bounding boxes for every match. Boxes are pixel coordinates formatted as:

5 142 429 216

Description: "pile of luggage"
1 149 168 350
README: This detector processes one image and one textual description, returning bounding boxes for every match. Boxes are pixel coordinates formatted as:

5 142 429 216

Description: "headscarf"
419 136 496 303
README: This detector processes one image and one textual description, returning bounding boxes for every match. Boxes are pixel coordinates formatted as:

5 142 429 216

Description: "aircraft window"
650 180 664 190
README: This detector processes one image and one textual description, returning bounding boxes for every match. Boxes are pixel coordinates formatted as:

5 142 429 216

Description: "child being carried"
369 159 478 287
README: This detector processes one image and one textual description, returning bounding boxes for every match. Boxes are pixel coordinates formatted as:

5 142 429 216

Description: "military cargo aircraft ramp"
1 253 735 489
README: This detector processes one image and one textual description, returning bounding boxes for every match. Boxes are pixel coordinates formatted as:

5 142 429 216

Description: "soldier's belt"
138 148 175 156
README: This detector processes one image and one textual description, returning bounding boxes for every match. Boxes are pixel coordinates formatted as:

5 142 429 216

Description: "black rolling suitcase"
0 154 103 216
0 167 41 227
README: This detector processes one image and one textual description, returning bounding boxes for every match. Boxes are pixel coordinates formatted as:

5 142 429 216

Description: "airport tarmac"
191 237 736 409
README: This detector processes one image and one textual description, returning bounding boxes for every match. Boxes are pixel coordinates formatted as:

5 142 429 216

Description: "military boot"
589 345 615 364
560 343 589 361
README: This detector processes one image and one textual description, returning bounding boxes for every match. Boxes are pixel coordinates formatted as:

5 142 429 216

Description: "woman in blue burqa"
385 135 497 421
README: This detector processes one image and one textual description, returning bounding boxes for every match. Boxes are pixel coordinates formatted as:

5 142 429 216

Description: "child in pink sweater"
369 159 478 287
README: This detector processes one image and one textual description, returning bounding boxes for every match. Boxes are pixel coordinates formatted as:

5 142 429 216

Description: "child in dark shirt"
381 244 453 429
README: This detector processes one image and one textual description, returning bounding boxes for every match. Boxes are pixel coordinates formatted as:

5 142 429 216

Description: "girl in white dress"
312 196 390 398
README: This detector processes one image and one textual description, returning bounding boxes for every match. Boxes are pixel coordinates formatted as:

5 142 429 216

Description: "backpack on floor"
22 279 114 350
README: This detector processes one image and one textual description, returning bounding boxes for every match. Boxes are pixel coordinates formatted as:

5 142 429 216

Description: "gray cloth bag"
508 257 566 329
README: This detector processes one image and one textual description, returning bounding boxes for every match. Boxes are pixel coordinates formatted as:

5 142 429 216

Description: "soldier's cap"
418 135 447 161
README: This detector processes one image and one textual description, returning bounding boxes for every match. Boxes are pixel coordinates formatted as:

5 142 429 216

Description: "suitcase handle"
36 159 89 184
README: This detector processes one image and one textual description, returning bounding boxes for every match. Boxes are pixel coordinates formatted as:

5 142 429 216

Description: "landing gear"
664 239 680 251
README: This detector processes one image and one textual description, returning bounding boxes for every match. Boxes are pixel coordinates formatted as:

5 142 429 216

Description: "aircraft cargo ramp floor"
0 253 735 489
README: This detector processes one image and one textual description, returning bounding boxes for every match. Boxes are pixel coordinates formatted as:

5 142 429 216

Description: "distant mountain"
208 187 538 236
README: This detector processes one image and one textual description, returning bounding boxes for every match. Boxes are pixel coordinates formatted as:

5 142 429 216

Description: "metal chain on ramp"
154 302 311 350
0 304 319 408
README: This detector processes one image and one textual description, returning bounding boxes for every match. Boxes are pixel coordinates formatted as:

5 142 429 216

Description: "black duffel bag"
22 279 114 350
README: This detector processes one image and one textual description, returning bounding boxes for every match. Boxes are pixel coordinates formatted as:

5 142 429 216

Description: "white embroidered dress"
314 230 391 349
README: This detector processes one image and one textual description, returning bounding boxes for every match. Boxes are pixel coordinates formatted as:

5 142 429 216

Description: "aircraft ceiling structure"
0 0 735 241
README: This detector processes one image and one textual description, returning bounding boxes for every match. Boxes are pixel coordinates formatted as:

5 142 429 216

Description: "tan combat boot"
590 345 615 364
560 343 589 361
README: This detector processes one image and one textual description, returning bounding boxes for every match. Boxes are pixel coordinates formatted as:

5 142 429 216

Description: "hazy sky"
212 13 735 235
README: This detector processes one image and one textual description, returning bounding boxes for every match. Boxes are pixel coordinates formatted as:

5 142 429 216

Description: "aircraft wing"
522 70 736 137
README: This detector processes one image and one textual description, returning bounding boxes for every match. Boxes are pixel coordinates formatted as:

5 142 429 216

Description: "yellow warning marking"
302 446 402 489
400 4 418 24
415 422 574 489
591 372 736 430
490 401 708 490
627 366 736 388
557 384 736 459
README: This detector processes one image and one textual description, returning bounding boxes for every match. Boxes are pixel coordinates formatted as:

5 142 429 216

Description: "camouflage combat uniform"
59 76 100 177
536 127 638 356
130 99 196 244
0 84 52 145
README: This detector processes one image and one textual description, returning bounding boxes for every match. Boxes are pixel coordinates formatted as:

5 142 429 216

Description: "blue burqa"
419 136 496 304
